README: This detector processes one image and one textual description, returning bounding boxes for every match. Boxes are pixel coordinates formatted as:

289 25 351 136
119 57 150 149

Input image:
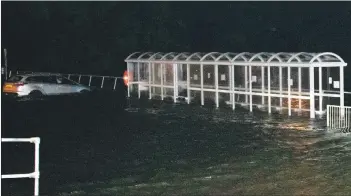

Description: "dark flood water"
2 90 351 196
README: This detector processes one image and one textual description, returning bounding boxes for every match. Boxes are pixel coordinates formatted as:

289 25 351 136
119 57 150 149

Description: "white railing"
1 137 41 196
327 105 351 129
13 70 123 90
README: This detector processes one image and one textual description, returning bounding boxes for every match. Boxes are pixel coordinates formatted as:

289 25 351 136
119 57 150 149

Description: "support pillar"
288 66 291 116
215 64 219 108
249 65 253 112
127 63 130 97
201 64 204 106
173 63 178 103
149 63 152 99
137 63 141 98
245 66 248 103
298 67 302 110
279 67 282 109
161 64 164 100
187 64 190 104
232 64 235 110
309 66 315 118
261 66 265 106
268 65 271 114
319 66 323 114
340 64 344 117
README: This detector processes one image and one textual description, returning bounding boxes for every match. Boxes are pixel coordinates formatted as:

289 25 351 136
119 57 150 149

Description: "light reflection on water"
59 100 351 196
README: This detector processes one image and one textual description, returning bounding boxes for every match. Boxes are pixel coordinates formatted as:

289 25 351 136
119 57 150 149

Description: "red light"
123 70 129 86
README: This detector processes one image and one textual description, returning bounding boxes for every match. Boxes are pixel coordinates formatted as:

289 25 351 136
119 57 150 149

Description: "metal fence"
327 105 351 129
1 137 41 196
12 70 124 90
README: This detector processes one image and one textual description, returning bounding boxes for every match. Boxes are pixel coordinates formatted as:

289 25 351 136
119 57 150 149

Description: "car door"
57 76 80 94
40 76 61 95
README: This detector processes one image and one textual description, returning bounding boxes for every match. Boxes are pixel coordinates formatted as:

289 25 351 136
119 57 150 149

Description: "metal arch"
215 52 237 62
248 52 272 62
147 52 164 60
309 52 345 63
172 52 190 61
267 52 293 63
160 52 176 60
200 52 221 61
137 52 153 60
287 52 315 63
125 52 141 60
185 52 203 61
231 52 252 62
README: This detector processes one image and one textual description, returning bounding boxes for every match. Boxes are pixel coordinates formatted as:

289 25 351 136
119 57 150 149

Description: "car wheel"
29 90 43 98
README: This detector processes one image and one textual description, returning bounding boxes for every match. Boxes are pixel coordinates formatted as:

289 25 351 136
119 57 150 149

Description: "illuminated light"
123 70 131 86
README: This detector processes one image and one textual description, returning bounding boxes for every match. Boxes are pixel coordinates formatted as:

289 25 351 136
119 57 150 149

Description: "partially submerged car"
2 73 90 98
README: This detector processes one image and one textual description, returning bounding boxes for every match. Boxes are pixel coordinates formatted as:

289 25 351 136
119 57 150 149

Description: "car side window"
55 76 76 85
25 76 58 84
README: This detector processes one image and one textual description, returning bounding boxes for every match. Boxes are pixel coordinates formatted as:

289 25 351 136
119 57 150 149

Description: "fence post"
78 75 81 83
101 77 105 88
88 76 92 86
113 77 118 90
34 138 40 196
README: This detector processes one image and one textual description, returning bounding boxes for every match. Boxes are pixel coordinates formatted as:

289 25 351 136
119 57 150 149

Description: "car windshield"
7 76 23 82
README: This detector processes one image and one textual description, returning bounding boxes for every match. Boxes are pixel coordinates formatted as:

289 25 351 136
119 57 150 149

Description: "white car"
3 73 90 98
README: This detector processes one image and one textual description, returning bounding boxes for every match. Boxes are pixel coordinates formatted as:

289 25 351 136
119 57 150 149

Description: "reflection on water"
5 96 349 195
54 99 351 196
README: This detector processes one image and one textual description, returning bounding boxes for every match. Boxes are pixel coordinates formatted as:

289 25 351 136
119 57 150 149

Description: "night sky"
2 2 351 80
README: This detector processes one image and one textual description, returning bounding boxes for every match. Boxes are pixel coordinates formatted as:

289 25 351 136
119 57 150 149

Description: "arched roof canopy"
173 52 190 61
186 52 203 61
267 52 293 63
137 52 154 60
125 52 346 67
160 52 176 60
248 52 273 62
309 52 345 63
200 52 221 61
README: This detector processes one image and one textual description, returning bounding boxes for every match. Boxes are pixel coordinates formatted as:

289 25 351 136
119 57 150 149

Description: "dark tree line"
2 2 351 76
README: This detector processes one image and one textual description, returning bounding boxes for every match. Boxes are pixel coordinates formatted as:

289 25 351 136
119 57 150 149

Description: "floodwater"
2 90 351 196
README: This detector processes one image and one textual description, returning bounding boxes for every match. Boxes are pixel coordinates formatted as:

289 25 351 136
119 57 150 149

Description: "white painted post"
101 76 105 88
298 67 302 110
152 63 155 95
279 67 282 109
319 66 322 114
88 76 92 87
173 63 178 103
261 66 265 106
327 105 330 127
9 70 12 78
112 77 117 90
149 63 152 99
161 64 164 100
137 63 141 98
78 75 81 83
268 65 271 114
187 64 190 104
200 64 204 106
127 63 130 97
34 138 40 196
288 66 291 116
249 65 253 112
215 64 219 108
340 64 344 117
245 65 248 103
68 74 71 79
309 66 315 118
232 64 235 110
229 65 233 104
